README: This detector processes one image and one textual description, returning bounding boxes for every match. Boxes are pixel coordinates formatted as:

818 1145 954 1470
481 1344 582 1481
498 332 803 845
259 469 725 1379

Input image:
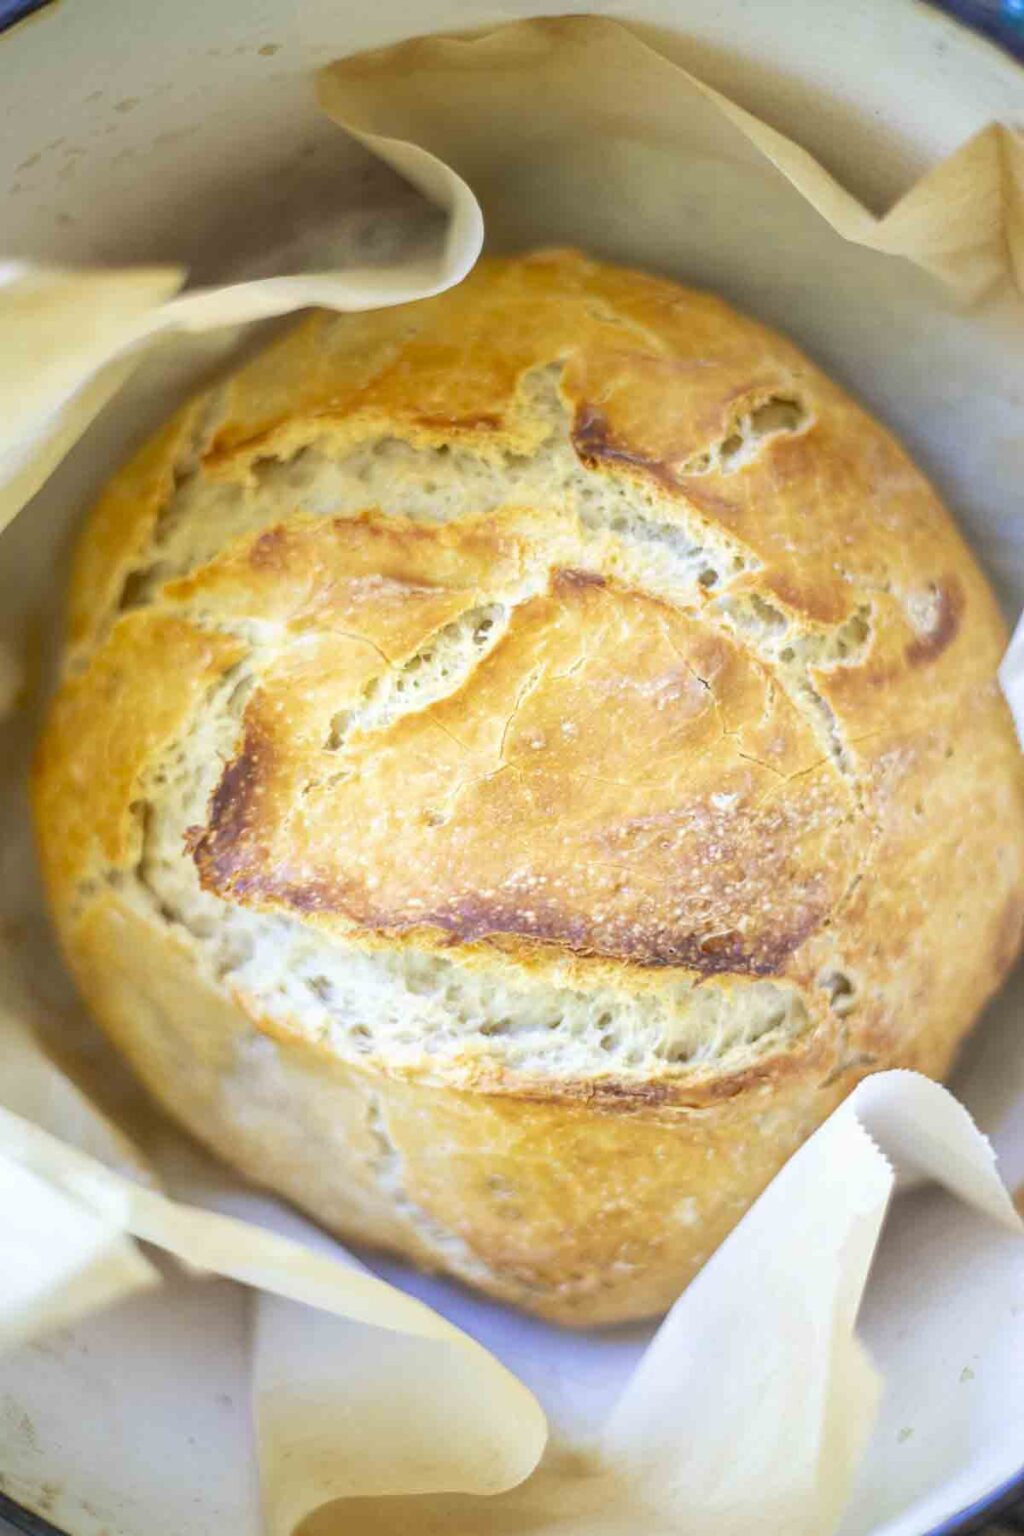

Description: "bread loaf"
34 250 1024 1325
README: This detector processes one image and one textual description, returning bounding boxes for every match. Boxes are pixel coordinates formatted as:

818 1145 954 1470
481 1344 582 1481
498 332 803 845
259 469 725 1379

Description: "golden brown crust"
34 612 245 890
33 249 1024 1324
189 531 853 975
60 889 855 1324
65 401 209 660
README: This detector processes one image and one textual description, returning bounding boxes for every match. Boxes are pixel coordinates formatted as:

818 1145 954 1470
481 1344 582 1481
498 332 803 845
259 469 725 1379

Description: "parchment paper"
2 17 1024 1536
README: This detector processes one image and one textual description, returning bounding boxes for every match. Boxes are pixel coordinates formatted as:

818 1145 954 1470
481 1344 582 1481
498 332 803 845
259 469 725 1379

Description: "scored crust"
33 249 1024 1323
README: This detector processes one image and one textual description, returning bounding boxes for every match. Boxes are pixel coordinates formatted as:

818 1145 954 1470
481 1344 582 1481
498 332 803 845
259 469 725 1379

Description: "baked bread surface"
34 250 1024 1323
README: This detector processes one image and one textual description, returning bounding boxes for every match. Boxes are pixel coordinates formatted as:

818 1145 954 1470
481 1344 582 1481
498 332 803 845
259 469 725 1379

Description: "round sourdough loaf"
34 250 1024 1324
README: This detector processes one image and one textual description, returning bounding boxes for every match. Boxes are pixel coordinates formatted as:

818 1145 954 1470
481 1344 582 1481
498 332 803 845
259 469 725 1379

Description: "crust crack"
325 600 511 754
